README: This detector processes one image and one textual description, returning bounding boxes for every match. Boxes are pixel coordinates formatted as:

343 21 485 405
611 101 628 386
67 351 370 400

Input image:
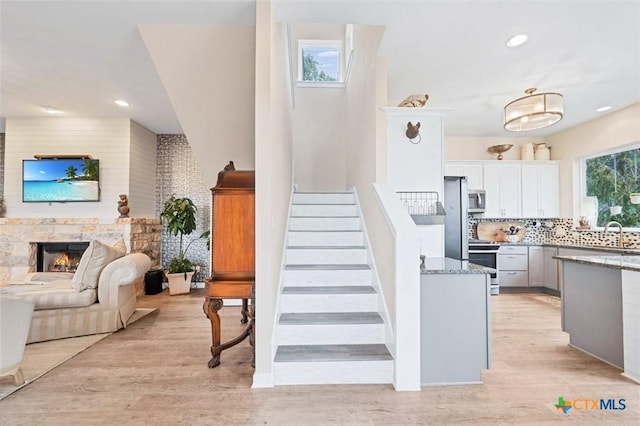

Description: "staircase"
273 191 393 385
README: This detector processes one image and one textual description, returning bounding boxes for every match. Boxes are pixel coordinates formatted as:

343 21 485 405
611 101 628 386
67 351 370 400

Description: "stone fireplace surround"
0 217 161 283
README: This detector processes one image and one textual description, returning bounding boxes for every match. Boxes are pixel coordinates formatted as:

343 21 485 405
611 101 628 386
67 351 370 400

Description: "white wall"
3 118 137 220
384 108 447 194
139 24 256 187
547 102 640 218
445 136 546 161
129 120 157 216
290 23 348 191
292 89 347 191
253 1 294 388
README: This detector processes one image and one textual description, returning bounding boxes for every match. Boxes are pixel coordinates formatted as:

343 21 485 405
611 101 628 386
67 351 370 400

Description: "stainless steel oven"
468 239 500 295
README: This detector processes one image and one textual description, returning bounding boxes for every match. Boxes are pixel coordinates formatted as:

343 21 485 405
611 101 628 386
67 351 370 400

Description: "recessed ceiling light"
506 34 529 48
596 105 612 112
114 99 130 107
42 106 62 114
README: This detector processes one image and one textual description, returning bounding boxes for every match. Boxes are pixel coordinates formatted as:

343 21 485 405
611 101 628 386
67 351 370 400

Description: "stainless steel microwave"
468 189 486 213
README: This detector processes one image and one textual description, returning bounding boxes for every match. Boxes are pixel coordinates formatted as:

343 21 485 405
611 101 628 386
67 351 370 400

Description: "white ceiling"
1 0 639 137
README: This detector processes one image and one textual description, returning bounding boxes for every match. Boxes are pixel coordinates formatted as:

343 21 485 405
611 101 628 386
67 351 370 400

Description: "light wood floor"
1 290 638 425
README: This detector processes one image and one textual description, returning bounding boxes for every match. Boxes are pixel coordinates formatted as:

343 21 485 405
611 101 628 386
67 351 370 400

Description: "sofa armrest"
97 253 151 308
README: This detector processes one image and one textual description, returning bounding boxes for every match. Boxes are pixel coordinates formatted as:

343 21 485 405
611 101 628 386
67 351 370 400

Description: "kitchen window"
582 145 640 227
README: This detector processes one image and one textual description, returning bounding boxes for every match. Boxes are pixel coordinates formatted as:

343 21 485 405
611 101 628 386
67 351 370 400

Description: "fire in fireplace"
36 242 90 273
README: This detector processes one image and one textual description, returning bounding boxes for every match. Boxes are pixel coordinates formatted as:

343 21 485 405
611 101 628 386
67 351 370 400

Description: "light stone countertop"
553 255 640 271
497 242 640 255
420 257 496 275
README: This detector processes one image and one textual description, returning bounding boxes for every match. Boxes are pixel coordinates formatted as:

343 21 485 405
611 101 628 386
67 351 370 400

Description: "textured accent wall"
156 135 211 281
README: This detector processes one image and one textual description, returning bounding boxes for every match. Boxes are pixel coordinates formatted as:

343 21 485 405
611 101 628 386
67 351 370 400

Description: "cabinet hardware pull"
508 272 517 275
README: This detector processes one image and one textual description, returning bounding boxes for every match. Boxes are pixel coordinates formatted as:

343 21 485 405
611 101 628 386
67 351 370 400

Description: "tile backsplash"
468 217 640 248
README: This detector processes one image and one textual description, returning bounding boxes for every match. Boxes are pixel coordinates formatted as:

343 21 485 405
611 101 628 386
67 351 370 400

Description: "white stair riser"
283 269 371 286
289 217 360 231
293 193 355 204
280 293 377 313
273 360 393 385
277 324 384 345
286 248 367 265
288 231 364 246
291 204 357 217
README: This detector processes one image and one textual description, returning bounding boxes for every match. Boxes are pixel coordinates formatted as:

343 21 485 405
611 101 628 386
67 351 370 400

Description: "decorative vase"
534 143 551 161
521 143 534 161
166 271 194 295
506 235 519 243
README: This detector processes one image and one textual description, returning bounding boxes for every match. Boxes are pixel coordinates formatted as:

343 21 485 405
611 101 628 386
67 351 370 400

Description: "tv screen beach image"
23 159 100 202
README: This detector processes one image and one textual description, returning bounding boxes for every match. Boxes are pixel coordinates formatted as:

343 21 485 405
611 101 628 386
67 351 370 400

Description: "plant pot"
506 235 519 243
630 193 640 204
610 205 622 215
166 271 195 295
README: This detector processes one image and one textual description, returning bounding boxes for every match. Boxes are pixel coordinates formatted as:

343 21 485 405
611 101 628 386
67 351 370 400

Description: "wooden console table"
203 162 255 368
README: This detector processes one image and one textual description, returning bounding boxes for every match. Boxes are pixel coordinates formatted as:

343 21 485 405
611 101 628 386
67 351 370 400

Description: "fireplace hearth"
36 242 89 273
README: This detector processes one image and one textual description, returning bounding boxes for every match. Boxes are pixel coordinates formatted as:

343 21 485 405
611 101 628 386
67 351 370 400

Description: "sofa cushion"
2 281 98 310
72 240 123 291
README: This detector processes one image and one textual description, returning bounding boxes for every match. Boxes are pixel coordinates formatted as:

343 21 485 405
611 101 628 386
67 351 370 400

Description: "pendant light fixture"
504 88 563 132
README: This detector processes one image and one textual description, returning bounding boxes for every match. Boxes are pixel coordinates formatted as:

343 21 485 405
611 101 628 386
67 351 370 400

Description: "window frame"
580 143 640 231
297 39 343 85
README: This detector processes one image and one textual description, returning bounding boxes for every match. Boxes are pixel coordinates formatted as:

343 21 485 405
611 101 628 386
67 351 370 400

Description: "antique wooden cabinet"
203 162 255 368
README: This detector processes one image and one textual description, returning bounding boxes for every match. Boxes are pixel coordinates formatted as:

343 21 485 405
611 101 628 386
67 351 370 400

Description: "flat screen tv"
23 158 100 202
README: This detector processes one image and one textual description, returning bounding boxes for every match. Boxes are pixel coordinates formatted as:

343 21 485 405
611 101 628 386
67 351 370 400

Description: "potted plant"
160 194 208 295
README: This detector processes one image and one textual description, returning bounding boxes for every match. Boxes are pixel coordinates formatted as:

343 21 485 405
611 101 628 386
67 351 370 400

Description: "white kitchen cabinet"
444 162 484 190
483 163 521 218
528 246 544 287
543 247 558 291
521 162 560 218
499 245 528 287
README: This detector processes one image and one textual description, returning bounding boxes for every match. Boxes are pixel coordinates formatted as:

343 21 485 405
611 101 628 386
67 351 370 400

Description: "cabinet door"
528 246 544 287
483 164 501 217
444 162 484 190
521 164 540 217
500 164 522 217
444 163 464 178
543 247 558 291
538 164 559 217
465 164 484 190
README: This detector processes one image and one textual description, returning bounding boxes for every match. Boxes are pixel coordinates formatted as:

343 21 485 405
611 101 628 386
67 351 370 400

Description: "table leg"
203 298 224 368
241 298 249 324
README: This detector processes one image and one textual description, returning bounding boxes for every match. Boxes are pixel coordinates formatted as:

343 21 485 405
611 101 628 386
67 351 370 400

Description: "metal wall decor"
406 121 421 144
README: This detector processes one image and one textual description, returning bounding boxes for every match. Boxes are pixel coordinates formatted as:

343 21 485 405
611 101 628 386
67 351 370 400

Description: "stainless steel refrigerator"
444 176 469 260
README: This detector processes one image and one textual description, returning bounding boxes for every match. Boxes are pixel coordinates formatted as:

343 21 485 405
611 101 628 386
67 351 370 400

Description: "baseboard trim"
251 372 274 388
499 286 560 297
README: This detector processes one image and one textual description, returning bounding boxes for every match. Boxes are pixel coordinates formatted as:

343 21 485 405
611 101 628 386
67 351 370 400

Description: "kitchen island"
420 257 494 386
555 255 640 384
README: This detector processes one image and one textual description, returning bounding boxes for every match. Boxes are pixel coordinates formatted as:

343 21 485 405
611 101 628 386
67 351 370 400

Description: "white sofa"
0 296 35 384
2 252 151 343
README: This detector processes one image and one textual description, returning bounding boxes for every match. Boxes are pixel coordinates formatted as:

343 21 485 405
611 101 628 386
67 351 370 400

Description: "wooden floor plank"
0 290 638 425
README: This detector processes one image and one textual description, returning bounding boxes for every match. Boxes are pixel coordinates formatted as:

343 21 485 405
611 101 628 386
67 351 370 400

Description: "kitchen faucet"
603 221 629 248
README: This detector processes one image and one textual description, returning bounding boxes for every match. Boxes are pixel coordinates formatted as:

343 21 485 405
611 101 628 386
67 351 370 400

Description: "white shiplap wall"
4 118 134 220
129 121 157 216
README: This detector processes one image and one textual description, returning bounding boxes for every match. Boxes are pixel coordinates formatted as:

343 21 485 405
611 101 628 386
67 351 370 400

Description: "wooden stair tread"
274 344 392 362
285 264 370 271
279 312 383 325
282 286 375 295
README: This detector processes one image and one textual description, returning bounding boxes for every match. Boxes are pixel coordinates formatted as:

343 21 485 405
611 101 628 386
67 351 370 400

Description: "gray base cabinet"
420 273 491 385
499 245 528 287
561 261 623 368
543 247 559 291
